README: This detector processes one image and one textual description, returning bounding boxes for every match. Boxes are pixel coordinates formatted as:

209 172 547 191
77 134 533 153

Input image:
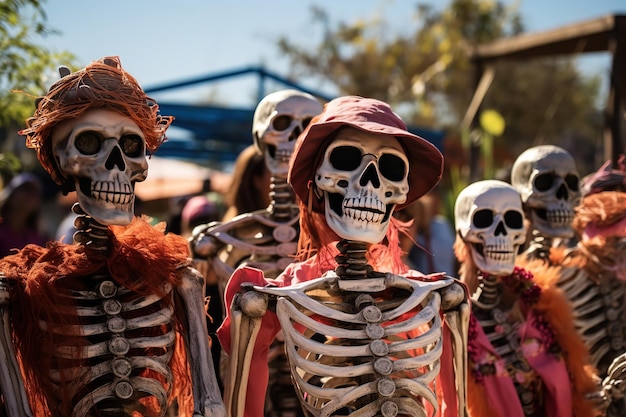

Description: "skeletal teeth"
90 181 132 204
344 207 383 223
546 209 573 226
275 149 292 162
343 197 384 212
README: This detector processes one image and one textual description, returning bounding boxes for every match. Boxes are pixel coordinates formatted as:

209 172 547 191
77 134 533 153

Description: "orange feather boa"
0 216 194 417
455 237 600 417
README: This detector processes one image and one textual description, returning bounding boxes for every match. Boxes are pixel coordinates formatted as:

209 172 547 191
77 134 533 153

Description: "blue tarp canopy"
145 66 445 166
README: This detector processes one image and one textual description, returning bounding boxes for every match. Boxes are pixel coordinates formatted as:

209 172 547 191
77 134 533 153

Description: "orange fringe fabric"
0 217 194 417
466 376 498 416
573 192 626 232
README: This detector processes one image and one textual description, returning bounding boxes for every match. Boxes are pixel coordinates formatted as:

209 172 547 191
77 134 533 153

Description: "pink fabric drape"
470 309 573 417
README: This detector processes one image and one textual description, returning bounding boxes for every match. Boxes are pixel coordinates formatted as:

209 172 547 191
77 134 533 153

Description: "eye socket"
302 117 313 129
379 153 406 181
565 174 579 191
74 131 102 155
271 115 293 131
329 146 362 171
504 210 524 229
534 173 555 192
472 209 493 228
120 134 144 157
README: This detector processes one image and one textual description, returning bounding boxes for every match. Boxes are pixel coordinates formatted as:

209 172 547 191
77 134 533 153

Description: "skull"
511 145 581 239
455 180 527 276
314 127 409 244
252 89 323 177
51 108 148 226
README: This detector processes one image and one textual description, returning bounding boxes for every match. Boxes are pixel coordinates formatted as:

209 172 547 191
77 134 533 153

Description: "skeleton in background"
191 89 322 290
453 180 599 417
0 57 225 417
217 96 470 417
510 145 581 261
191 89 323 415
547 159 626 416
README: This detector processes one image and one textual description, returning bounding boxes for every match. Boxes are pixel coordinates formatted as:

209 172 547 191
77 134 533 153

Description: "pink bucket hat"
288 95 443 212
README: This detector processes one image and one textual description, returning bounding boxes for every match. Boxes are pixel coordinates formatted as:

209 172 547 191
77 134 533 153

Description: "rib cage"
211 212 300 282
255 274 452 417
40 272 176 417
471 274 541 416
558 266 626 377
208 175 300 284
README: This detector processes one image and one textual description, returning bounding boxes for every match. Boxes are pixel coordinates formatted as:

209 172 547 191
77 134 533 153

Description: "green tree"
483 59 601 170
276 0 603 222
276 0 601 162
0 0 76 142
277 1 524 125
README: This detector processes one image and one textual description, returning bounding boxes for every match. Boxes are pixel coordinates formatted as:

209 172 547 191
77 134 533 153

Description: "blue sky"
39 0 625 107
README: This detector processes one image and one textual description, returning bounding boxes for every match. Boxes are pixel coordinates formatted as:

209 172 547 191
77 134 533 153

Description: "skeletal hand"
190 224 219 258
585 359 626 416
602 352 626 404
584 388 609 414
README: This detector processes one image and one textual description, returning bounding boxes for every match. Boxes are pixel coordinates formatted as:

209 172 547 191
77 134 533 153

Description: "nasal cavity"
359 163 380 188
494 220 507 236
289 126 302 141
105 146 126 171
556 183 568 200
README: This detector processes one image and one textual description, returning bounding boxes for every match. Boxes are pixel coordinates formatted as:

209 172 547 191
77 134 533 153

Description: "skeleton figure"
546 159 626 416
191 90 322 416
510 145 581 261
453 180 599 417
192 89 322 292
217 96 470 417
0 57 225 417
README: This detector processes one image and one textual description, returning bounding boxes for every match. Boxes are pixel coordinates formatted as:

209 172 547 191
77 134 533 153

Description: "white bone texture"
454 180 526 276
252 90 323 177
511 145 580 256
226 271 468 417
192 90 322 417
558 264 626 416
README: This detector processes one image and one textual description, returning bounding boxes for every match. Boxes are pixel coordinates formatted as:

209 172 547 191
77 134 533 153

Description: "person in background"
180 193 224 238
179 192 226 392
221 144 271 222
407 187 457 275
0 172 49 257
393 198 429 270
54 191 78 244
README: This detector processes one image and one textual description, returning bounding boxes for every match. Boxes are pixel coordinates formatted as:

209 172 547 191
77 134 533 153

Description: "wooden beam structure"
465 14 625 178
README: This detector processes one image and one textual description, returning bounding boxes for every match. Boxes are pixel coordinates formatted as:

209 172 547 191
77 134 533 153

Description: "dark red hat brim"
288 96 443 213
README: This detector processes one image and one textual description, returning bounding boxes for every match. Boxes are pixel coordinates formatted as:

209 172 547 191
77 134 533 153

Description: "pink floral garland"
468 266 560 383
